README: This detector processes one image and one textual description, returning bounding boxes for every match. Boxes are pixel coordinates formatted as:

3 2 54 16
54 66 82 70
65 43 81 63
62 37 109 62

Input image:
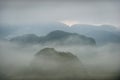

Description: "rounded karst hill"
30 48 88 79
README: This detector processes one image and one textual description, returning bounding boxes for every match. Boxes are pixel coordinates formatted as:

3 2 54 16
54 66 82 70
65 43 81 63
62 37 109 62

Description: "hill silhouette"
10 30 96 46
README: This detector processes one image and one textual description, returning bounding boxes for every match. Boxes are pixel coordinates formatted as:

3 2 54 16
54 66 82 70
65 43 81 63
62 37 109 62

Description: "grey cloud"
0 0 120 27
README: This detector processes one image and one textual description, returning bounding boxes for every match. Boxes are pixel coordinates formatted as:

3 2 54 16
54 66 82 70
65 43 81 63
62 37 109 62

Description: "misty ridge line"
9 30 96 47
1 22 120 46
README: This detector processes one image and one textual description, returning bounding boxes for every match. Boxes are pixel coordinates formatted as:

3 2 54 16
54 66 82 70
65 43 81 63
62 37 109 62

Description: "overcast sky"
0 0 120 27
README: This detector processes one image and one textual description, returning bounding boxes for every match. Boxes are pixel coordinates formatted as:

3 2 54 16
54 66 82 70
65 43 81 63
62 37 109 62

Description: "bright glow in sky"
60 20 79 27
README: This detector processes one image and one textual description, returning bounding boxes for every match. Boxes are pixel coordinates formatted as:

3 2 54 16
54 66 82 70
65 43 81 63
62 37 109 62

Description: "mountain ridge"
10 30 96 46
3 22 120 45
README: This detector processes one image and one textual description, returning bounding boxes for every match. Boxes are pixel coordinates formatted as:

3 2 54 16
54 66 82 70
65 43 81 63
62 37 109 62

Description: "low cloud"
0 40 120 79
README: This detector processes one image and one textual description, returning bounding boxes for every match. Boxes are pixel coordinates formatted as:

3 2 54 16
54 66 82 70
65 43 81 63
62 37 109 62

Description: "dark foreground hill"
9 48 88 80
10 30 96 46
30 48 88 79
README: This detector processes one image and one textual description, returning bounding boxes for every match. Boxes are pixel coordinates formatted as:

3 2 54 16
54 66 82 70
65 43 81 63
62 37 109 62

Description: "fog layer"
0 40 120 79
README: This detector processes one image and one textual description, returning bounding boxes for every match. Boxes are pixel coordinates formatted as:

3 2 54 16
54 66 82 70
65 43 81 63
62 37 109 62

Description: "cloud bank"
0 0 120 27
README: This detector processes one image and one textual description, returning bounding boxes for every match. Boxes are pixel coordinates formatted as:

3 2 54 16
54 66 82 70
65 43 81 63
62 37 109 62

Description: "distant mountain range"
10 30 96 46
1 22 120 45
70 24 120 45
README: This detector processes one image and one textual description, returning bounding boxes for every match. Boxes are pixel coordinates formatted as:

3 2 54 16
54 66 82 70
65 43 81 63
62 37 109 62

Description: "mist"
0 40 120 79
